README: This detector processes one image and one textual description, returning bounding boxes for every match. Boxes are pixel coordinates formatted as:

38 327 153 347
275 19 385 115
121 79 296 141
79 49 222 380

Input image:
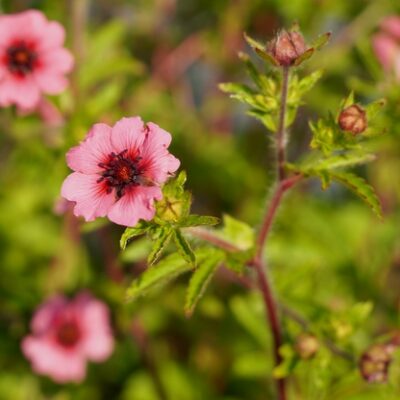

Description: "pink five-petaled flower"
0 10 73 109
372 16 400 81
21 293 114 384
61 117 180 227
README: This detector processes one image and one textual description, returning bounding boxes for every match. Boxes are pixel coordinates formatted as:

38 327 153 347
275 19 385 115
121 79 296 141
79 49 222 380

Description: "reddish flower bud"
267 29 307 66
359 344 393 383
295 333 319 360
338 104 367 135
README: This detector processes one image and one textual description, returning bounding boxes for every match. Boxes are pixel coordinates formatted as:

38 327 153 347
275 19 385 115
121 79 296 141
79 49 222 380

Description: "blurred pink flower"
0 10 73 109
372 16 400 80
22 293 114 383
61 117 180 226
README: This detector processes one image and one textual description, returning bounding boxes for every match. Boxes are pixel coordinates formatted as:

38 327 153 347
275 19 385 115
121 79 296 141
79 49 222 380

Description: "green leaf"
330 171 382 218
300 152 376 173
238 52 264 88
297 70 323 95
120 221 151 250
126 253 192 301
365 98 386 120
311 32 331 51
243 32 266 52
341 91 355 109
173 229 196 266
293 48 314 66
243 32 278 65
184 249 224 316
218 214 255 251
147 227 173 266
179 215 220 228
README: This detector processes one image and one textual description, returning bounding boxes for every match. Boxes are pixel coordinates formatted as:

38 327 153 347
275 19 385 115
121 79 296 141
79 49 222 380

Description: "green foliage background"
1 0 400 399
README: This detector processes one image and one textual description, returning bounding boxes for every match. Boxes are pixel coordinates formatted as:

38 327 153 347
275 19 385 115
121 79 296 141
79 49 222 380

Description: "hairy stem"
277 66 290 181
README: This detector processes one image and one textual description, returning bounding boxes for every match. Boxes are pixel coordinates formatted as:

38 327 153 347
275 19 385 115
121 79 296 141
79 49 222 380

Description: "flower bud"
338 104 367 135
267 29 307 66
359 344 392 383
295 333 319 360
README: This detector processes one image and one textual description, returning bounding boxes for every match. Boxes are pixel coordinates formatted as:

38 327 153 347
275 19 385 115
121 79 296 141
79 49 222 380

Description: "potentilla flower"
21 293 114 383
61 117 180 226
0 10 73 109
372 16 400 81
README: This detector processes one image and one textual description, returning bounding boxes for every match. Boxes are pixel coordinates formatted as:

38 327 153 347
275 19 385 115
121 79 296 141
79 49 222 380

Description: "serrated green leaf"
147 227 173 266
179 215 220 228
301 152 376 173
185 249 224 316
120 221 151 250
126 253 192 301
330 171 382 218
173 229 196 266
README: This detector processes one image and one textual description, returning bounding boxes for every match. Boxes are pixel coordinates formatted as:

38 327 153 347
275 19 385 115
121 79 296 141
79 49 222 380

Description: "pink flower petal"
22 337 87 383
372 33 398 71
39 48 74 74
79 300 114 362
31 296 67 334
139 123 180 184
0 74 40 109
37 21 66 50
34 72 68 94
61 173 115 221
381 16 400 40
110 117 146 155
107 186 162 226
66 123 114 174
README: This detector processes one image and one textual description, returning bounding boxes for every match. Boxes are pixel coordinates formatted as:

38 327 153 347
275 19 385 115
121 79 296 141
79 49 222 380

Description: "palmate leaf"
330 171 382 218
126 253 192 302
184 248 225 317
173 229 196 266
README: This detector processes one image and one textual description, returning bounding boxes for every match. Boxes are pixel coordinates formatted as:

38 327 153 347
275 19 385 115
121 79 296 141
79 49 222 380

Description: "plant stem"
277 66 290 181
255 174 302 263
252 66 293 400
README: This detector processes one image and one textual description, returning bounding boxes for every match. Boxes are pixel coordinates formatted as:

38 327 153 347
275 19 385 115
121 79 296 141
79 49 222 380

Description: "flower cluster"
22 293 114 383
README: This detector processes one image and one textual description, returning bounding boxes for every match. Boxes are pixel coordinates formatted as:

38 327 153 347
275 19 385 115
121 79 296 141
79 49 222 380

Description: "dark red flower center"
6 42 37 76
56 320 81 348
98 149 142 199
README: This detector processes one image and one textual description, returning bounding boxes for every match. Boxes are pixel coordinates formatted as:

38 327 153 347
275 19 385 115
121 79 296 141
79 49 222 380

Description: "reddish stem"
255 174 302 263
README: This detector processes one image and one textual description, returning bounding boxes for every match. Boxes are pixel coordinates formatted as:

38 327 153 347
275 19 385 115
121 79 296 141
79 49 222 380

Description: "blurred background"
1 0 400 399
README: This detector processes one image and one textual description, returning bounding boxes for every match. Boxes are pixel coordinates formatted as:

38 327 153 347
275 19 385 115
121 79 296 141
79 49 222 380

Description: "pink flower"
372 16 400 81
0 10 73 109
61 117 180 226
21 293 114 383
